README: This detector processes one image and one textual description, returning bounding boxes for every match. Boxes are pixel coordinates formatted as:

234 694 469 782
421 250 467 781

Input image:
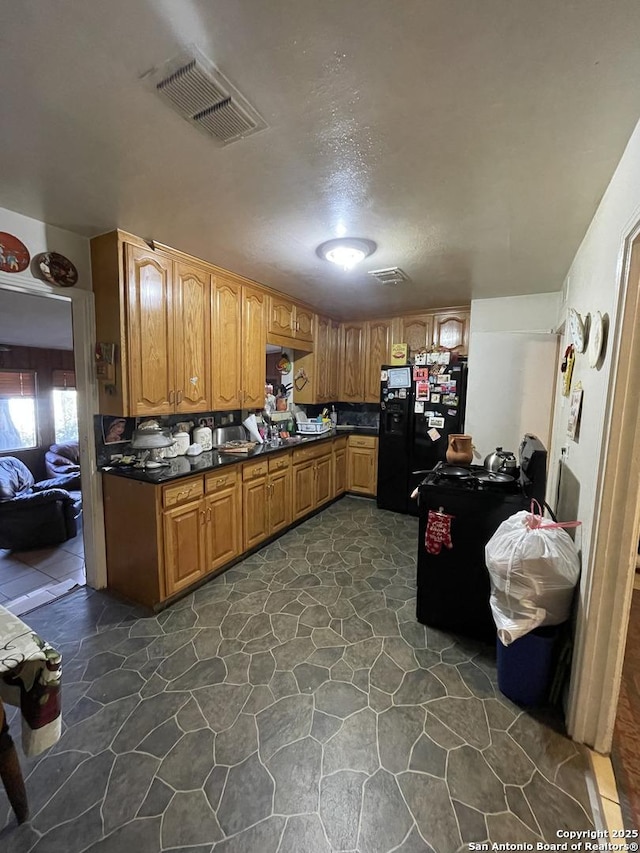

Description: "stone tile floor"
0 530 85 614
0 497 594 852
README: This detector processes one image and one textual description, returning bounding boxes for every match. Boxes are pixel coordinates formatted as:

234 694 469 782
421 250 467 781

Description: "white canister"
193 425 213 451
173 430 190 455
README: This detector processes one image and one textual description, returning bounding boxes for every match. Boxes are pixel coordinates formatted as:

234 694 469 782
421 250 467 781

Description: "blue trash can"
497 625 561 706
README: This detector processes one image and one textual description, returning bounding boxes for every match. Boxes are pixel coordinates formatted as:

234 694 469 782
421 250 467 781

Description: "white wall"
465 293 561 463
0 207 91 291
547 117 640 578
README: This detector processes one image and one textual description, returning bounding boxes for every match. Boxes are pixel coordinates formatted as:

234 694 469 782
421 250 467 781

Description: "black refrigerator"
376 360 468 515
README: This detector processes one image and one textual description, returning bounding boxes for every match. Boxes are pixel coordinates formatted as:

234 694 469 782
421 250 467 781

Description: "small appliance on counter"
193 425 213 451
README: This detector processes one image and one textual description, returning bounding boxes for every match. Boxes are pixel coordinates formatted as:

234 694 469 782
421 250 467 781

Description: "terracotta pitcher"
446 434 473 466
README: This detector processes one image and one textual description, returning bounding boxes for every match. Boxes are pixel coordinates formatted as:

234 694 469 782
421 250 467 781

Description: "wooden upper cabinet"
365 319 393 402
268 295 296 338
328 320 340 400
340 322 365 402
315 315 331 402
294 306 314 342
396 314 433 361
242 286 267 408
211 274 242 411
432 310 469 353
126 244 174 416
174 261 211 413
267 295 314 344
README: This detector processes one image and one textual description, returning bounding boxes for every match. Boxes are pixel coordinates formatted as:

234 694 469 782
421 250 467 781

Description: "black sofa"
0 457 81 551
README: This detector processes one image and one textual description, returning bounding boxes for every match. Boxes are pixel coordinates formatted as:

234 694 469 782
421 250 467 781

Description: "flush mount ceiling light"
316 238 377 271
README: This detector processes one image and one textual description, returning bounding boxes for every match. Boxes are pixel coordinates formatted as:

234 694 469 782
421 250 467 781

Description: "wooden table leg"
0 699 29 824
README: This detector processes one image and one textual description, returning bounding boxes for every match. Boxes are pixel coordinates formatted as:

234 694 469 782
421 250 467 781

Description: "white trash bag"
485 502 580 645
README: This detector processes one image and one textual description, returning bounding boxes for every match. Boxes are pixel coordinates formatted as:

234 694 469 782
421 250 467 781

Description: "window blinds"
0 370 37 398
52 369 76 389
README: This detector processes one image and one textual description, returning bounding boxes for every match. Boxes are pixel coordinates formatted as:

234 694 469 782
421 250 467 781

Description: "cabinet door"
269 295 295 338
242 286 267 408
340 322 365 402
365 319 393 402
333 447 346 496
126 245 174 415
212 275 243 410
242 476 269 551
163 500 205 596
205 485 241 573
315 315 331 402
174 261 211 413
397 315 433 360
315 453 332 507
269 467 291 535
328 320 340 401
432 311 470 354
348 447 377 495
293 460 316 520
294 306 314 342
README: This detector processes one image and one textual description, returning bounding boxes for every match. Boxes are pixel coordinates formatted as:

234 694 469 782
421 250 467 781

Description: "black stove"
414 436 547 642
418 462 521 493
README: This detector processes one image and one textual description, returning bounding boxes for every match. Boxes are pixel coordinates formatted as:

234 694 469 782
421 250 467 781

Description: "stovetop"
418 463 522 493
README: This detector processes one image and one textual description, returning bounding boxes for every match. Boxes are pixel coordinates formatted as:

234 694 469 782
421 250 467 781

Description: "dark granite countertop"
100 426 378 485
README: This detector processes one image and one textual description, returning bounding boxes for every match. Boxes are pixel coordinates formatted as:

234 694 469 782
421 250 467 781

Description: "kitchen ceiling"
1 0 639 318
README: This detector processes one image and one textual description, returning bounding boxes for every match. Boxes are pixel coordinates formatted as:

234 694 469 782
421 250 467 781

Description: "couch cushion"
0 457 35 501
45 441 80 478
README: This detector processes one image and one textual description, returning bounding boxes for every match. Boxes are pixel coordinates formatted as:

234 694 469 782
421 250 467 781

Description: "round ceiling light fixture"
316 238 377 271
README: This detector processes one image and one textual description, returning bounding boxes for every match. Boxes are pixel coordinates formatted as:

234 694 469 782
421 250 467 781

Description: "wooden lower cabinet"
103 437 373 610
243 455 292 550
293 444 332 519
269 465 292 535
293 458 316 521
163 500 206 596
333 440 347 497
347 436 378 496
205 479 241 573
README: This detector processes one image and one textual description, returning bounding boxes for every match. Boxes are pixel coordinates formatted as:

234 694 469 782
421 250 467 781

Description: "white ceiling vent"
146 48 267 145
367 267 410 286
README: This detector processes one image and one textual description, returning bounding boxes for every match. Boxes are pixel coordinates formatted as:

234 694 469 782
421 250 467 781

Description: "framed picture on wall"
102 416 133 445
567 385 583 441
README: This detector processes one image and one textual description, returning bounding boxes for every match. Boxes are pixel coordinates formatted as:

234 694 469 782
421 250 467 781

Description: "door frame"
566 223 640 752
0 272 107 592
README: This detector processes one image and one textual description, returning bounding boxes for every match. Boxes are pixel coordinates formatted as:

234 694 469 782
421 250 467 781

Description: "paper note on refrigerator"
414 401 424 414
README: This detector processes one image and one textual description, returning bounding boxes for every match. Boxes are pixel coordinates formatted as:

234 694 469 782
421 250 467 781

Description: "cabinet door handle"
207 507 212 522
199 510 206 525
177 389 182 405
168 389 175 404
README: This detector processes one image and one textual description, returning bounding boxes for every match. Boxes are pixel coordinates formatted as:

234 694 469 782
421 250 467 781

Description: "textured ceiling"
1 0 639 317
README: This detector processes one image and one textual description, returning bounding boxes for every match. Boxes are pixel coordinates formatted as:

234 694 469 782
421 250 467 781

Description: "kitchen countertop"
100 426 379 485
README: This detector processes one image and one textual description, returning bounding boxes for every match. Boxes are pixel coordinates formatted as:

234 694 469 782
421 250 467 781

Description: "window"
52 369 78 444
0 370 38 451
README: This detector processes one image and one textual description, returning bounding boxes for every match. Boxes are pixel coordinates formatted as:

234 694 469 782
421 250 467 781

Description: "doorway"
0 276 106 613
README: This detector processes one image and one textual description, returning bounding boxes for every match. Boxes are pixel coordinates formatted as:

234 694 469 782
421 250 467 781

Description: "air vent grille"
367 267 410 286
149 48 267 145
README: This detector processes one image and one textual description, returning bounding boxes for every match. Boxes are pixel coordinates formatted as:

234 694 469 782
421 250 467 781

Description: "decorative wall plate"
37 252 78 287
588 311 604 368
0 232 30 273
568 308 586 353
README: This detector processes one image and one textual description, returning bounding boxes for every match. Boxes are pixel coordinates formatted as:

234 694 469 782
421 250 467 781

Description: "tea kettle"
484 446 518 473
